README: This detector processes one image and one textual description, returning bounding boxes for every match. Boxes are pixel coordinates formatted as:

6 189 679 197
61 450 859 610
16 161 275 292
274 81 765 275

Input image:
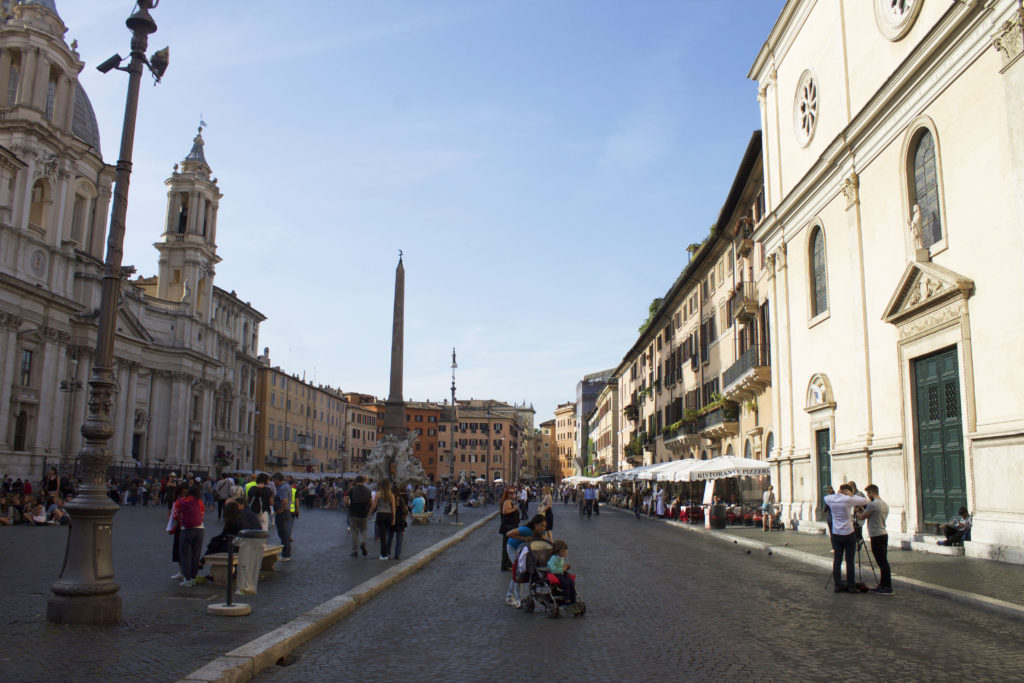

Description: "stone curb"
607 505 1024 621
178 510 499 683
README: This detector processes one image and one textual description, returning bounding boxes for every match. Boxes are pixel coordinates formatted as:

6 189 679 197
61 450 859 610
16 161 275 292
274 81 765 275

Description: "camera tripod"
824 526 878 592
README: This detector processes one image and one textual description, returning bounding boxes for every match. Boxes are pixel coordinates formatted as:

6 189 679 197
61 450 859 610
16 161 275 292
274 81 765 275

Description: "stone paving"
257 503 1024 682
0 502 491 683
716 523 1024 607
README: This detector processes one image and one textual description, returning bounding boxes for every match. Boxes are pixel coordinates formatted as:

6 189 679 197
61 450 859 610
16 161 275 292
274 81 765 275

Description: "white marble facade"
750 0 1024 561
0 1 264 479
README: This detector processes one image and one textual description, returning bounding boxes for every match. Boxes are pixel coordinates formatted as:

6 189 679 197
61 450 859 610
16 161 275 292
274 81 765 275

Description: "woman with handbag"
370 480 396 560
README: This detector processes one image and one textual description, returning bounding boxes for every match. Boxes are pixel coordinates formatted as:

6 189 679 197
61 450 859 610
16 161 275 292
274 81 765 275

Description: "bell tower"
154 127 222 320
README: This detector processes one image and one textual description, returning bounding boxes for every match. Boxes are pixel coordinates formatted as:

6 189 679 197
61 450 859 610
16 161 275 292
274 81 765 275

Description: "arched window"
910 129 942 249
810 226 828 317
744 439 752 460
765 432 775 459
726 444 734 456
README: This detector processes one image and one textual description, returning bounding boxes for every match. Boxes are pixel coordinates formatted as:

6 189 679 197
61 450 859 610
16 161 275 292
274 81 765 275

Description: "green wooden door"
816 428 831 515
915 347 967 526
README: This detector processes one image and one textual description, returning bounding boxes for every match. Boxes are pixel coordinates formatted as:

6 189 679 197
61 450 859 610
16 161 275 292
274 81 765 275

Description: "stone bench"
204 544 283 585
410 512 432 525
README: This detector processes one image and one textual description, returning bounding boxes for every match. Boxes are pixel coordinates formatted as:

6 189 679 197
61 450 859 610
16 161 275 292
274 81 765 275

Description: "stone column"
148 372 167 462
110 363 128 462
187 191 199 234
68 350 89 457
122 363 138 460
168 375 189 465
0 50 11 107
47 341 69 458
18 47 36 106
34 330 64 457
0 315 22 447
31 53 49 111
60 75 74 131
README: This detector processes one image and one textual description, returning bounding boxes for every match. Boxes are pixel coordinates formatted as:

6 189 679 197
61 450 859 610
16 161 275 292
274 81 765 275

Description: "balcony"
264 454 286 467
663 421 699 453
735 218 754 256
699 402 739 439
723 344 771 402
730 281 758 322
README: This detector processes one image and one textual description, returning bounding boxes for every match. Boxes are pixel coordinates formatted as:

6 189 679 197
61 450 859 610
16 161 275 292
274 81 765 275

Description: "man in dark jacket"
345 475 372 557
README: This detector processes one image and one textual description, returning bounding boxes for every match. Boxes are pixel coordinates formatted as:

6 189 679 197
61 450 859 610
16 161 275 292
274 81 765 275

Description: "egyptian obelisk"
382 252 406 436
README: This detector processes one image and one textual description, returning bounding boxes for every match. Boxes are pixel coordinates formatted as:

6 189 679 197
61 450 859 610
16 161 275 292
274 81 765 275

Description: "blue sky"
62 0 786 422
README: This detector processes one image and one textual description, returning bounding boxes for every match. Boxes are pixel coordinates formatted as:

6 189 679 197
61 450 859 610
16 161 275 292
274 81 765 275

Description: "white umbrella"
637 461 684 481
683 455 770 482
657 459 701 482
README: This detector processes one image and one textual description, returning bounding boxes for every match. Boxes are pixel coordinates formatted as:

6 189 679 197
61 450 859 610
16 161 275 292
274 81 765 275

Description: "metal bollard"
224 534 236 607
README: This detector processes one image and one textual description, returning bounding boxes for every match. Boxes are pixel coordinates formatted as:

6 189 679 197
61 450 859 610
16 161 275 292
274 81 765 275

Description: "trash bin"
235 528 268 595
709 504 727 530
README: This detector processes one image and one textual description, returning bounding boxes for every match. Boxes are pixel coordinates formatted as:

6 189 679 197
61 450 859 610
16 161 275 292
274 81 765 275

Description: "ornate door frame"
883 259 976 536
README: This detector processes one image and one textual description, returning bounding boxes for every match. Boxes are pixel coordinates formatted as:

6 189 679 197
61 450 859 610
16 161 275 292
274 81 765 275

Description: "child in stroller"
515 537 586 618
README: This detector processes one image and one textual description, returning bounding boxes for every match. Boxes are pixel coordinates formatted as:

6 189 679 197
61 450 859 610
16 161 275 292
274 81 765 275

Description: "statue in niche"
180 279 192 303
908 204 924 250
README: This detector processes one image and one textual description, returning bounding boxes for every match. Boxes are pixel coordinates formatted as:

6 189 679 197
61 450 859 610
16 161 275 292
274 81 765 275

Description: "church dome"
17 0 59 16
71 82 101 155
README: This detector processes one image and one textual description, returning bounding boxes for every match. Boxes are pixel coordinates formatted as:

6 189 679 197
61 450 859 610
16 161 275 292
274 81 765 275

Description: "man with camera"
858 484 892 594
824 483 869 593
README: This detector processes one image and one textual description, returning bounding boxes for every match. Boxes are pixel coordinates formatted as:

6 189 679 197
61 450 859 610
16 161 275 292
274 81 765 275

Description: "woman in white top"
538 486 554 533
761 485 776 531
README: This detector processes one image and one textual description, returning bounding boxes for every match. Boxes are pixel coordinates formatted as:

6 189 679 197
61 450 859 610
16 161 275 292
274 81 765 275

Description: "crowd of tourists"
0 468 75 526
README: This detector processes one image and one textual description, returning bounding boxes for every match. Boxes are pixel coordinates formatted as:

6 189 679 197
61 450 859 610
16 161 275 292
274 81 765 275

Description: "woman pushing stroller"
504 514 548 607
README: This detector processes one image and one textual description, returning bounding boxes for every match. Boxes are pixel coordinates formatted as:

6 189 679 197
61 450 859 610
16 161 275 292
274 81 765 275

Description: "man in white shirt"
824 483 869 592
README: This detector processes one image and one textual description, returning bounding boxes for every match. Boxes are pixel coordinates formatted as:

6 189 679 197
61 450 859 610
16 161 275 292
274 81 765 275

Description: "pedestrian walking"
345 476 372 557
498 488 519 571
247 473 273 531
539 485 554 532
762 485 776 531
214 473 233 519
390 488 409 561
272 473 295 561
518 485 529 520
370 480 396 559
426 482 437 513
171 483 205 587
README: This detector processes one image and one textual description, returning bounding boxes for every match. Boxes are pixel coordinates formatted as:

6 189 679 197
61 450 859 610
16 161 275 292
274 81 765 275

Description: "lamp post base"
47 593 122 626
47 489 122 625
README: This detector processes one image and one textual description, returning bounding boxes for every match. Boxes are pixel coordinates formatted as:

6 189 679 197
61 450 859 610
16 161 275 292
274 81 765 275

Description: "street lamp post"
48 0 167 626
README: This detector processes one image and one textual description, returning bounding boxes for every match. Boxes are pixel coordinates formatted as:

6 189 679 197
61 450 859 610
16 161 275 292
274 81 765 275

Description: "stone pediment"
882 260 973 325
116 306 154 344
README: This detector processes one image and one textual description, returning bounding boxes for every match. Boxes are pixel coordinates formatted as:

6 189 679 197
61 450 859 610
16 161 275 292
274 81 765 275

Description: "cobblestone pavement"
258 502 1024 682
0 502 491 683
718 523 1024 607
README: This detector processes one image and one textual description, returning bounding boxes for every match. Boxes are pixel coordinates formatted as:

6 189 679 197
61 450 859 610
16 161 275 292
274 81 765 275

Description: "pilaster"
121 362 138 460
0 315 24 446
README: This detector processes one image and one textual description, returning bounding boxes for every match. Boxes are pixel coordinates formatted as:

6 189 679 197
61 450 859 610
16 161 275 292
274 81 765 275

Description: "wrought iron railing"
730 281 757 319
724 343 766 388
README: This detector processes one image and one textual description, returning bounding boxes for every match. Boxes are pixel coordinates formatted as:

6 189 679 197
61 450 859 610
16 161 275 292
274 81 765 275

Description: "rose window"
874 0 921 40
794 70 817 147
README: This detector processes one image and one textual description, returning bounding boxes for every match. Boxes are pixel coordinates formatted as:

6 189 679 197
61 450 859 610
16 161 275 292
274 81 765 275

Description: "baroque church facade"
0 0 264 478
750 0 1024 562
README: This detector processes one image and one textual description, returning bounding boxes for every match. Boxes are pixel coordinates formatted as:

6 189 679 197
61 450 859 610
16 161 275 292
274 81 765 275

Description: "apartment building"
254 356 345 473
553 401 577 480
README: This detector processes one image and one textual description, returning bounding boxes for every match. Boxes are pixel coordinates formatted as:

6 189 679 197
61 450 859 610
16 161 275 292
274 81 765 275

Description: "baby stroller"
515 538 586 618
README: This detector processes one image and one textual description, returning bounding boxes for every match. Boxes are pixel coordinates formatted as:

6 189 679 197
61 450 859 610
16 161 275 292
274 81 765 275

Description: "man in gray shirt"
859 484 892 594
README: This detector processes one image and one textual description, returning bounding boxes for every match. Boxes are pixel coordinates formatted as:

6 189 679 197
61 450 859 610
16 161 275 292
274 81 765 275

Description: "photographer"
858 484 892 594
824 483 868 593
